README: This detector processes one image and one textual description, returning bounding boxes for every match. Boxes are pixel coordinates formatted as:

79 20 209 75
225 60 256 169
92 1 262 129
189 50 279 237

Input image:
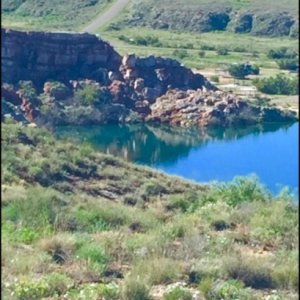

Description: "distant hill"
113 0 299 38
1 0 113 30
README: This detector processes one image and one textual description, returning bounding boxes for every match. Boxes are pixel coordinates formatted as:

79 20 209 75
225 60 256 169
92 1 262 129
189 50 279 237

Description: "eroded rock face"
1 28 297 127
146 89 297 127
1 28 121 85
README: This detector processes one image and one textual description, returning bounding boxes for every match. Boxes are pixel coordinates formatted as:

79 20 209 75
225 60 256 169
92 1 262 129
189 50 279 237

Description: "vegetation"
74 85 112 106
1 122 298 299
111 0 298 38
227 63 260 79
1 0 114 30
253 74 299 95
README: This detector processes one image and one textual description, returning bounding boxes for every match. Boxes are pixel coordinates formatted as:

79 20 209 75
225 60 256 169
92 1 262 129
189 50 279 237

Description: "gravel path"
82 0 130 32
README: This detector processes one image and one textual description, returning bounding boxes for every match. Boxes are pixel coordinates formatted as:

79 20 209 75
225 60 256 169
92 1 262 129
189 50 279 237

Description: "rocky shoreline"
1 28 298 127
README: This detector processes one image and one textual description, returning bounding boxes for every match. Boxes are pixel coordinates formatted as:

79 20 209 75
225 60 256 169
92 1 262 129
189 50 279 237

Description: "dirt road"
82 0 130 33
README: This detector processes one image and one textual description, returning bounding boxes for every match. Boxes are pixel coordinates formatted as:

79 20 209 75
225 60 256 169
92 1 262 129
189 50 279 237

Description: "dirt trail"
82 0 130 32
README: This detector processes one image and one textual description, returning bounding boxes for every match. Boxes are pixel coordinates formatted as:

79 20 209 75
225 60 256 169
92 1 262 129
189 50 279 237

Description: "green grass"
1 122 299 299
98 27 298 69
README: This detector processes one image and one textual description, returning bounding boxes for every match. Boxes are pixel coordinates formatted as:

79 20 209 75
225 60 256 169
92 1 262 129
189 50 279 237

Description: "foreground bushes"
253 74 299 95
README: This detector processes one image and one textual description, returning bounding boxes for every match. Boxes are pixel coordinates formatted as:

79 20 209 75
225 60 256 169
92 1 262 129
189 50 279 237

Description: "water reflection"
55 122 295 166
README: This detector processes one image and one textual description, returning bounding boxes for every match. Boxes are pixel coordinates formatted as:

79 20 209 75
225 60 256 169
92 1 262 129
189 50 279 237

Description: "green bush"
164 287 193 300
210 75 219 83
122 277 151 300
225 255 274 289
198 50 206 57
76 242 108 266
267 47 297 59
216 176 270 207
228 64 249 79
200 44 216 51
276 58 298 70
253 74 299 95
14 279 51 300
217 47 229 55
17 80 37 99
172 49 189 59
75 85 111 106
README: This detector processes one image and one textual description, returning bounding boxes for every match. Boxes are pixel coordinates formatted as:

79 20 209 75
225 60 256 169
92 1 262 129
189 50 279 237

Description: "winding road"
82 0 130 33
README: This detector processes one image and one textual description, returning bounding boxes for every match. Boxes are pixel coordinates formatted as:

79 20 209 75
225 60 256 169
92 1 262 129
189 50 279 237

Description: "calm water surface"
56 122 299 198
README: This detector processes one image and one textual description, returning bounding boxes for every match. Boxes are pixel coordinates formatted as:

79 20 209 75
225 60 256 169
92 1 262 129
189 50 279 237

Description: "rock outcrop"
1 28 297 127
146 89 297 127
1 28 121 86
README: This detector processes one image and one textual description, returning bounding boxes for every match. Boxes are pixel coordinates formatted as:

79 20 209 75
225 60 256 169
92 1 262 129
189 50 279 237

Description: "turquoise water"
56 122 299 198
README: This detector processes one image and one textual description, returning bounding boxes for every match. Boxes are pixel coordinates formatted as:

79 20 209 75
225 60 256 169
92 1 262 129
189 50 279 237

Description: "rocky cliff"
1 28 297 127
1 28 122 86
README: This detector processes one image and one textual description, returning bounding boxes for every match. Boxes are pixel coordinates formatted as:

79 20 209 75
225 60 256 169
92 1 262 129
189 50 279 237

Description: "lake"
56 122 299 198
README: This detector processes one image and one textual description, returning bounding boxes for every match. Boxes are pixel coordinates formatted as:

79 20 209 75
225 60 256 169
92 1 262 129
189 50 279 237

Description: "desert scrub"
122 276 151 300
130 257 182 285
163 286 193 300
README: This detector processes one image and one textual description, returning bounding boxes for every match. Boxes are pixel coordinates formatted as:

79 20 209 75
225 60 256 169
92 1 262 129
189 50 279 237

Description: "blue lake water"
56 122 299 199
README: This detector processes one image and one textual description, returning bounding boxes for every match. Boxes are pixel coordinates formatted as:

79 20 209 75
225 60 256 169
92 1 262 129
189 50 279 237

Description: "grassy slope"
2 122 298 299
125 0 298 16
1 0 116 31
98 26 298 70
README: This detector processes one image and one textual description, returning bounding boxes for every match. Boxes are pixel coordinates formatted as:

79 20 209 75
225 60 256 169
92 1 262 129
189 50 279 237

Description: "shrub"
172 49 189 59
17 80 37 99
131 257 181 285
216 176 270 207
200 44 216 51
76 242 108 267
217 47 229 55
122 276 151 300
75 208 111 232
98 283 120 300
225 255 274 289
208 279 247 299
251 65 260 75
253 74 299 95
75 85 111 106
14 279 50 300
228 64 250 79
44 272 74 296
267 47 297 59
276 58 298 70
164 287 193 300
198 50 206 57
209 75 219 83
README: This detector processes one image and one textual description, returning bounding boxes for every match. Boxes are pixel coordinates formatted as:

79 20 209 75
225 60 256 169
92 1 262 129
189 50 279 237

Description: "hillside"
2 122 299 299
1 0 114 30
111 0 299 38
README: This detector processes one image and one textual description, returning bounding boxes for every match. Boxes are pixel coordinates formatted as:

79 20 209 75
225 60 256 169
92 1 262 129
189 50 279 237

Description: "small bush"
172 49 189 59
76 242 108 267
209 75 219 83
132 257 181 285
14 279 50 300
164 287 193 300
75 85 111 106
200 44 216 51
216 176 270 207
44 272 74 296
122 277 151 300
228 64 250 79
253 74 299 95
17 80 37 99
267 47 297 59
225 255 274 289
217 47 229 55
276 58 298 70
198 50 206 57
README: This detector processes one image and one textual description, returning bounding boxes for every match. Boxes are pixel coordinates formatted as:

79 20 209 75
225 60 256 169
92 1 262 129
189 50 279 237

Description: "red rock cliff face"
1 28 122 85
